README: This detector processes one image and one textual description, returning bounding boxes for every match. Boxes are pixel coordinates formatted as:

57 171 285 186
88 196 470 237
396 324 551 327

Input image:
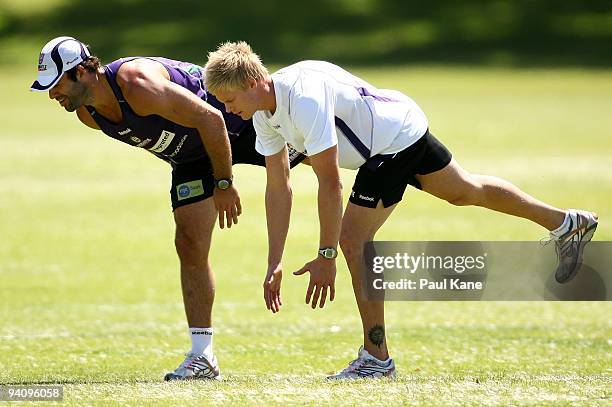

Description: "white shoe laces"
339 357 368 374
539 236 554 246
178 352 197 370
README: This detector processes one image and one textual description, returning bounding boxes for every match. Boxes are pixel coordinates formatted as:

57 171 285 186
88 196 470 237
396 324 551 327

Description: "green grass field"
1 66 611 405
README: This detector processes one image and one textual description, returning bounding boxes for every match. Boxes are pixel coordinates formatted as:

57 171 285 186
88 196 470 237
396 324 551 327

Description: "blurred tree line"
1 0 611 67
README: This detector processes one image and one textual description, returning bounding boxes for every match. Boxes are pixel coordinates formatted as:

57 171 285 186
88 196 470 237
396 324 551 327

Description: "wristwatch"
318 247 338 259
214 176 233 190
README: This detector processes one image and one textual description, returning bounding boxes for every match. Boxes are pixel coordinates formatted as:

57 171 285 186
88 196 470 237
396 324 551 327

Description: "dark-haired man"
31 36 304 381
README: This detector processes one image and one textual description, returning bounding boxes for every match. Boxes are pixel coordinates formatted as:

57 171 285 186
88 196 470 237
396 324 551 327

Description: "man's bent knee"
340 230 369 264
175 226 209 264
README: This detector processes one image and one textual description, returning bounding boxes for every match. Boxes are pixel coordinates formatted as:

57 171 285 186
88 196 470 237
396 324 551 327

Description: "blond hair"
205 41 269 93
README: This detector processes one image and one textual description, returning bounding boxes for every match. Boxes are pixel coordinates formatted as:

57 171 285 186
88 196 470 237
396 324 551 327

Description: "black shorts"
349 130 452 208
170 125 305 211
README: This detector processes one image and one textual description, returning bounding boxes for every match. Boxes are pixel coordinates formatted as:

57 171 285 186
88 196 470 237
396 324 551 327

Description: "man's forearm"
266 183 292 266
197 113 233 179
317 178 343 248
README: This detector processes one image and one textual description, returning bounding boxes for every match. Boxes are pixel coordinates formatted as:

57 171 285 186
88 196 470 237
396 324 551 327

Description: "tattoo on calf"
368 325 385 348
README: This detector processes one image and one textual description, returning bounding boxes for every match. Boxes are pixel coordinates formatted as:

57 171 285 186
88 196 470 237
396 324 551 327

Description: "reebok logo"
118 128 132 136
359 194 375 202
192 331 213 335
272 124 281 129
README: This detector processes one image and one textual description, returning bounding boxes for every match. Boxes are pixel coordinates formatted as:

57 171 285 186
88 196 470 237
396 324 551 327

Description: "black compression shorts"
349 130 452 208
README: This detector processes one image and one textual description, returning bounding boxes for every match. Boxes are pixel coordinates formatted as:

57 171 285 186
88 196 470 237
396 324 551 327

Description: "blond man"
205 41 598 379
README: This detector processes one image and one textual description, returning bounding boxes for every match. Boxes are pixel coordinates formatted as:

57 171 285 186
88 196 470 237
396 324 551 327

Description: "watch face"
217 179 230 190
321 248 337 259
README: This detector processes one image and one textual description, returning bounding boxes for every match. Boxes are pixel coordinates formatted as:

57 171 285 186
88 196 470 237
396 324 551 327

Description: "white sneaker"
164 352 222 381
327 346 396 380
551 209 598 284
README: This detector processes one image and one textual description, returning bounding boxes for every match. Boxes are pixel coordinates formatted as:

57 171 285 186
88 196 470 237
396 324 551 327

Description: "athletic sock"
189 327 213 359
550 210 572 238
368 353 392 364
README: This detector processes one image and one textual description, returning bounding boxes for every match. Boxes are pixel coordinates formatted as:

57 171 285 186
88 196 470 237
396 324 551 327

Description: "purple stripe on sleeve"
357 87 400 102
335 116 370 159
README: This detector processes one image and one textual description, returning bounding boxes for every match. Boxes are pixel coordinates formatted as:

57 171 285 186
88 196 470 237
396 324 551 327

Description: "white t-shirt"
254 61 429 170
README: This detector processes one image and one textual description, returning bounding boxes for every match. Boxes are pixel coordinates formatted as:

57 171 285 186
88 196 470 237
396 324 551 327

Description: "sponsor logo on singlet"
176 180 204 201
149 130 175 153
118 128 132 136
136 138 152 148
167 135 188 158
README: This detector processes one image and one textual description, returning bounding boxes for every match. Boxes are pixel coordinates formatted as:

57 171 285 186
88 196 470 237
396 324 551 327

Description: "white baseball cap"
30 36 91 92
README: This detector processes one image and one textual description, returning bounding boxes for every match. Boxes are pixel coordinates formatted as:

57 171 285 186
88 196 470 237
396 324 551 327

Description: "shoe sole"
326 368 396 381
164 373 223 382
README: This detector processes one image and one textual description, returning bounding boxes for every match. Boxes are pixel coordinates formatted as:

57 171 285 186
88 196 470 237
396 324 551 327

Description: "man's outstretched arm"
293 145 342 309
263 146 292 313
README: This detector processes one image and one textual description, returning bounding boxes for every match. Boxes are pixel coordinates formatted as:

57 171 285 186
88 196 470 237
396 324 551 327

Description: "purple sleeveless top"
86 57 249 165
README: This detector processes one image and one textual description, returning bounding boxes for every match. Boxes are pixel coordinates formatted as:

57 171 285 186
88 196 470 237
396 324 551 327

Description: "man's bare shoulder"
115 58 170 91
115 58 171 115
